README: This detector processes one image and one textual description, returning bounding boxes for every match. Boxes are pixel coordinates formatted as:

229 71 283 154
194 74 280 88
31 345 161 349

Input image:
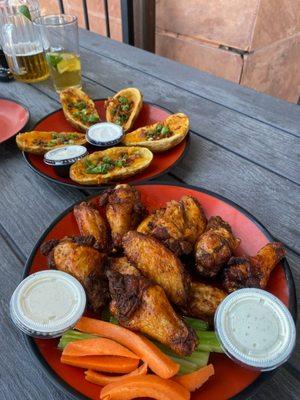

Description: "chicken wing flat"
123 231 189 307
99 184 146 248
74 202 109 252
107 269 197 356
195 216 240 278
137 195 207 256
109 256 141 276
183 281 227 325
40 236 109 314
223 242 285 292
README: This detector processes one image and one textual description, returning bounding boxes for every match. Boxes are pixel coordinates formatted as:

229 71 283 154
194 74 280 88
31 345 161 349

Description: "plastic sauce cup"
215 288 296 371
44 145 88 177
86 122 124 147
10 270 86 338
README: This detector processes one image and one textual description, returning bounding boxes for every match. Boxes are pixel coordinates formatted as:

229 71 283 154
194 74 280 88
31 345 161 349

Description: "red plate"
0 98 30 144
23 183 296 400
23 101 189 189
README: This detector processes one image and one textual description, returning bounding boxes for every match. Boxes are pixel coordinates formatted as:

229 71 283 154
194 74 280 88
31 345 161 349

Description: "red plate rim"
22 182 297 400
0 97 30 143
22 100 190 190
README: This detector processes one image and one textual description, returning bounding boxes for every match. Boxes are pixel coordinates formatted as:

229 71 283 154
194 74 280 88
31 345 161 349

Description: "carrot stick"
63 338 139 359
75 317 179 379
100 375 190 400
84 363 148 386
61 354 139 374
173 364 214 392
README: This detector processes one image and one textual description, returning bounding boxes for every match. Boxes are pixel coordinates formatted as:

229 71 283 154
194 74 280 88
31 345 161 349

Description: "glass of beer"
2 12 49 83
34 14 82 92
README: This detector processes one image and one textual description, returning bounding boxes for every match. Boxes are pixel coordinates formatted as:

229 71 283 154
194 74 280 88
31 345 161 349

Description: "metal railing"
56 0 155 52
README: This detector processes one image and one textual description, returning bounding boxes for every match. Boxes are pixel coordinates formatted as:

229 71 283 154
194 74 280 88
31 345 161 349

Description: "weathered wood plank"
74 47 299 184
0 233 70 400
79 29 300 136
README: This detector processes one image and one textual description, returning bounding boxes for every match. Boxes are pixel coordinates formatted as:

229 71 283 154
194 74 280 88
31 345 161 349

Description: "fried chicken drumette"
183 281 227 325
223 242 285 292
107 269 197 356
123 231 189 307
74 202 109 252
99 184 146 248
195 216 240 278
137 195 207 256
40 236 109 314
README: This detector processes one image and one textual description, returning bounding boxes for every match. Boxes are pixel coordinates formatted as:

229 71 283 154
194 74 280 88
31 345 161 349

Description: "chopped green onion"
119 96 128 104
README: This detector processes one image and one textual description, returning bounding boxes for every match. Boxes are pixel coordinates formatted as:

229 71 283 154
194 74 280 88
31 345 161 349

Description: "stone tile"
251 0 300 50
156 32 243 82
156 0 259 50
241 34 300 103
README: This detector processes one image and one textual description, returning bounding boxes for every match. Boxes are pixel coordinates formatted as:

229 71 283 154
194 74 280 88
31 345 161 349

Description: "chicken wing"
223 242 285 292
137 195 207 256
123 231 189 307
195 216 240 278
183 281 227 325
99 184 146 248
107 269 197 356
109 256 141 276
40 236 109 314
74 202 109 252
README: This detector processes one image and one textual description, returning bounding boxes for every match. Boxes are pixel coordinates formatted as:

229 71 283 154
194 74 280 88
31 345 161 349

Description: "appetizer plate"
23 183 296 400
0 98 30 144
23 101 189 189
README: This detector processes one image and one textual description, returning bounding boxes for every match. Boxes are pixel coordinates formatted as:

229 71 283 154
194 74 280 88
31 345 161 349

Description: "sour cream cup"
86 122 124 147
44 145 88 177
10 270 86 338
215 288 296 371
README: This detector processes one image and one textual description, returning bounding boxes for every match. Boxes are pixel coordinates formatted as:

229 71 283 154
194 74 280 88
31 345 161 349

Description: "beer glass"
2 12 49 82
34 14 82 92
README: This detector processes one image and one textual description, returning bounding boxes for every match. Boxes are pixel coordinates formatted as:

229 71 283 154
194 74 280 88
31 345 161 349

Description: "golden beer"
5 49 49 83
46 51 82 92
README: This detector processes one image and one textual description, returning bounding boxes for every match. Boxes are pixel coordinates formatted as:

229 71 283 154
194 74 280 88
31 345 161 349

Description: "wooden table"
0 29 299 399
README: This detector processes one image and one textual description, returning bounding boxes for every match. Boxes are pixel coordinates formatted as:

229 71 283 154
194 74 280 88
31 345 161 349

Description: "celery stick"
183 316 208 331
186 351 210 367
169 356 198 375
58 330 98 350
196 331 223 353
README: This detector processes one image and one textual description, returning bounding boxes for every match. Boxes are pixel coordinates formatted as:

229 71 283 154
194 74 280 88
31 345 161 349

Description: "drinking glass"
1 11 49 82
34 14 82 92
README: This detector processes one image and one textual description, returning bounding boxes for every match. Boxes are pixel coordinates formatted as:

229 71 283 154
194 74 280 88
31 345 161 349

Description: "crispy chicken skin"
40 236 109 314
107 269 197 356
183 281 227 324
74 202 109 252
223 242 285 292
195 216 241 278
109 256 141 276
123 231 189 307
98 184 146 248
137 196 207 256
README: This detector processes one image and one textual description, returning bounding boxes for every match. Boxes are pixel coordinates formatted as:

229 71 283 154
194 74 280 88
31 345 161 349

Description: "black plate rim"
22 182 297 400
0 96 30 143
22 100 190 189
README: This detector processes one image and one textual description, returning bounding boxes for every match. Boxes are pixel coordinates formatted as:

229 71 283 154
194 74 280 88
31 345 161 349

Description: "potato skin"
123 113 189 152
60 88 100 132
70 146 153 185
105 87 143 132
16 131 87 155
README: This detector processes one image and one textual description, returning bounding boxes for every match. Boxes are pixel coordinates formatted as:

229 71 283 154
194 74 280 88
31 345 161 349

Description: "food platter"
23 183 296 400
0 98 30 144
23 101 189 189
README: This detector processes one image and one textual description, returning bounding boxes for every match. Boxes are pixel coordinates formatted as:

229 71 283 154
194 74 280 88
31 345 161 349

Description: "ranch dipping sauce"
215 288 296 371
10 270 86 338
86 122 124 147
